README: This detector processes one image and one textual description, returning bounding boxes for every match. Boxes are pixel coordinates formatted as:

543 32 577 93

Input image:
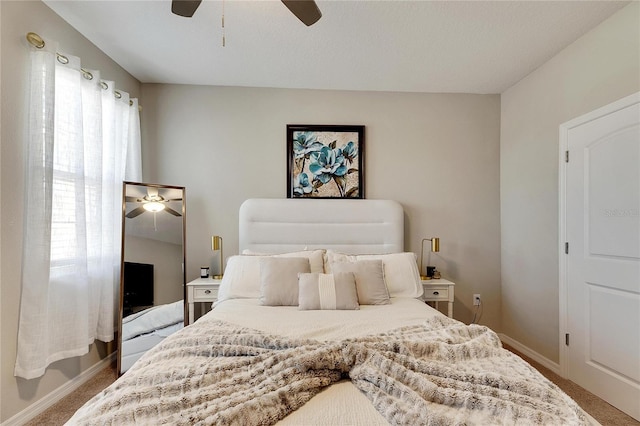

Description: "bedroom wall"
140 85 502 328
0 1 141 422
500 2 640 363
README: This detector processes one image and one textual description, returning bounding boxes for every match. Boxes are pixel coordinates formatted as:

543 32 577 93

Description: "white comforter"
211 297 438 340
121 300 184 341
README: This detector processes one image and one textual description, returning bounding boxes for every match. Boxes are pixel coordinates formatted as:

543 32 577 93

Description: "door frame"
558 91 640 378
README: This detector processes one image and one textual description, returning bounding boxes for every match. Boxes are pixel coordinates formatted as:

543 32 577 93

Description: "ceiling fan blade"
164 206 182 217
165 198 183 202
171 0 202 18
126 206 146 219
125 196 141 202
281 0 322 26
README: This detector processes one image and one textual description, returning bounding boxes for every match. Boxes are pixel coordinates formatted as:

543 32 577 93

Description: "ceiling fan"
171 0 322 26
125 188 182 219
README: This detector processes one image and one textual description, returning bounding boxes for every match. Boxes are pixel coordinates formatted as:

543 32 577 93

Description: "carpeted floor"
503 345 639 426
25 347 639 425
24 364 118 426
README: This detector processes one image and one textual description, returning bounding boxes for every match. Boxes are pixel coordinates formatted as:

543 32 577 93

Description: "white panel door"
562 93 640 421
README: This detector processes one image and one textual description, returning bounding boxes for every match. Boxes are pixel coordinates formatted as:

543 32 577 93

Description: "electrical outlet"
473 294 481 306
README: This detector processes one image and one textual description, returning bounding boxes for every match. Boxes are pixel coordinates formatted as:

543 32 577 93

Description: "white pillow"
216 255 264 303
217 250 325 304
324 250 423 298
241 249 325 274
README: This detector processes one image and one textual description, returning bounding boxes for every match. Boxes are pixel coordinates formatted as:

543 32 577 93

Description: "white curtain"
15 41 142 379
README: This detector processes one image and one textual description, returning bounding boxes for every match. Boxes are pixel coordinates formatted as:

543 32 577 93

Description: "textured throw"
68 316 590 425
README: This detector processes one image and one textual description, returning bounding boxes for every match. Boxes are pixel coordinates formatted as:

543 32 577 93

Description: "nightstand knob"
204 289 211 294
433 291 439 295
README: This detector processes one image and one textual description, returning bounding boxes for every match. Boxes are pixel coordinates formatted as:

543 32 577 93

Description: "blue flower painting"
287 125 364 198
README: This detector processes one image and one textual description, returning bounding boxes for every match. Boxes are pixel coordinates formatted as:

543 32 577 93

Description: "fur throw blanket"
68 316 589 425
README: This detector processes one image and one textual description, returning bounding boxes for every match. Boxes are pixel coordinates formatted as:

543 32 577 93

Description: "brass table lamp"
419 237 440 280
211 235 224 279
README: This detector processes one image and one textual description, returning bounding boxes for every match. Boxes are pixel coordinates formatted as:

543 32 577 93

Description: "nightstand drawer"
420 278 455 318
193 287 218 301
423 288 449 300
187 278 222 325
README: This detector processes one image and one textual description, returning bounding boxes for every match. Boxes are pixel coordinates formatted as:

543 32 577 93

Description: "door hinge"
565 333 570 346
565 242 569 254
565 150 569 163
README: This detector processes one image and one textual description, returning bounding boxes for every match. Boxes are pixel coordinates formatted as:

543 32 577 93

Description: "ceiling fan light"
143 201 166 213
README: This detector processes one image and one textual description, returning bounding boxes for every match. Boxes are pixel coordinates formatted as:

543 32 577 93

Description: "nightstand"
421 278 455 318
186 277 221 325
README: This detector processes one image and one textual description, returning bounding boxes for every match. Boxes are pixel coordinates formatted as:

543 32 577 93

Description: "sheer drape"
15 42 142 379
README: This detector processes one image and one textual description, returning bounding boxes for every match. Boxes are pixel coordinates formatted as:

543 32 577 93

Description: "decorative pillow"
242 249 325 273
330 260 390 305
325 250 423 298
259 257 311 306
298 272 359 310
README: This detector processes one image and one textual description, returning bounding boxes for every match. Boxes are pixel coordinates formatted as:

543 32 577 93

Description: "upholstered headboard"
239 198 403 254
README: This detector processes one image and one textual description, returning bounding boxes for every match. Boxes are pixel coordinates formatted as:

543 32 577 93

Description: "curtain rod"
26 32 142 111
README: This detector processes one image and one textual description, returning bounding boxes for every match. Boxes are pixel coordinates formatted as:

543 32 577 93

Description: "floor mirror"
118 181 186 375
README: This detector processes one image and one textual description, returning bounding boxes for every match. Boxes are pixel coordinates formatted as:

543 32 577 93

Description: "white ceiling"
43 0 629 94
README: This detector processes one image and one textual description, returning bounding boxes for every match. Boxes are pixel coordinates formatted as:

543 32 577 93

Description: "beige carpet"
503 345 639 426
26 349 639 426
24 364 118 426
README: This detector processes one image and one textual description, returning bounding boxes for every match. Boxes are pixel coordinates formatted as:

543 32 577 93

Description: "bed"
119 300 184 373
67 198 593 425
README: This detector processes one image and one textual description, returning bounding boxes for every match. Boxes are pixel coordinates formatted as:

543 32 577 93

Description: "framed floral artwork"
287 125 365 199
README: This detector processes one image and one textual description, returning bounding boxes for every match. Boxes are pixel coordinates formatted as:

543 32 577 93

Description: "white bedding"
121 299 183 341
120 300 184 373
70 298 593 425
207 297 439 341
197 299 595 426
202 298 443 425
120 322 183 372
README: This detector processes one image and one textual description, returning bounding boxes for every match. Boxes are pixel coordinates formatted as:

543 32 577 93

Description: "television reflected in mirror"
123 262 154 316
118 182 186 375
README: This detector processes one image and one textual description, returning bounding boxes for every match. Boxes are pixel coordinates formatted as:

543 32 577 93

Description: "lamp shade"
420 237 440 279
211 235 224 278
212 235 222 251
431 237 440 252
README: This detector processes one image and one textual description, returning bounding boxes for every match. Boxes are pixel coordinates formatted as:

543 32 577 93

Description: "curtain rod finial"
26 32 45 49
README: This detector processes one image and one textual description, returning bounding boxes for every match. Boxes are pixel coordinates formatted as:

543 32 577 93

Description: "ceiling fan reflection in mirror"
125 187 182 219
171 0 322 26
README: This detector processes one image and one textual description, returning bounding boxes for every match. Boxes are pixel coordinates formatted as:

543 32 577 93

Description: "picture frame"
286 125 365 199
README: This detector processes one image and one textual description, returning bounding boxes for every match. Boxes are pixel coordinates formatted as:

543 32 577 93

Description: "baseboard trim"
498 333 561 376
2 353 116 426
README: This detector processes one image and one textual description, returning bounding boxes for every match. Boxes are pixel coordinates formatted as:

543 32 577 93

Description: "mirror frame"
117 181 187 376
